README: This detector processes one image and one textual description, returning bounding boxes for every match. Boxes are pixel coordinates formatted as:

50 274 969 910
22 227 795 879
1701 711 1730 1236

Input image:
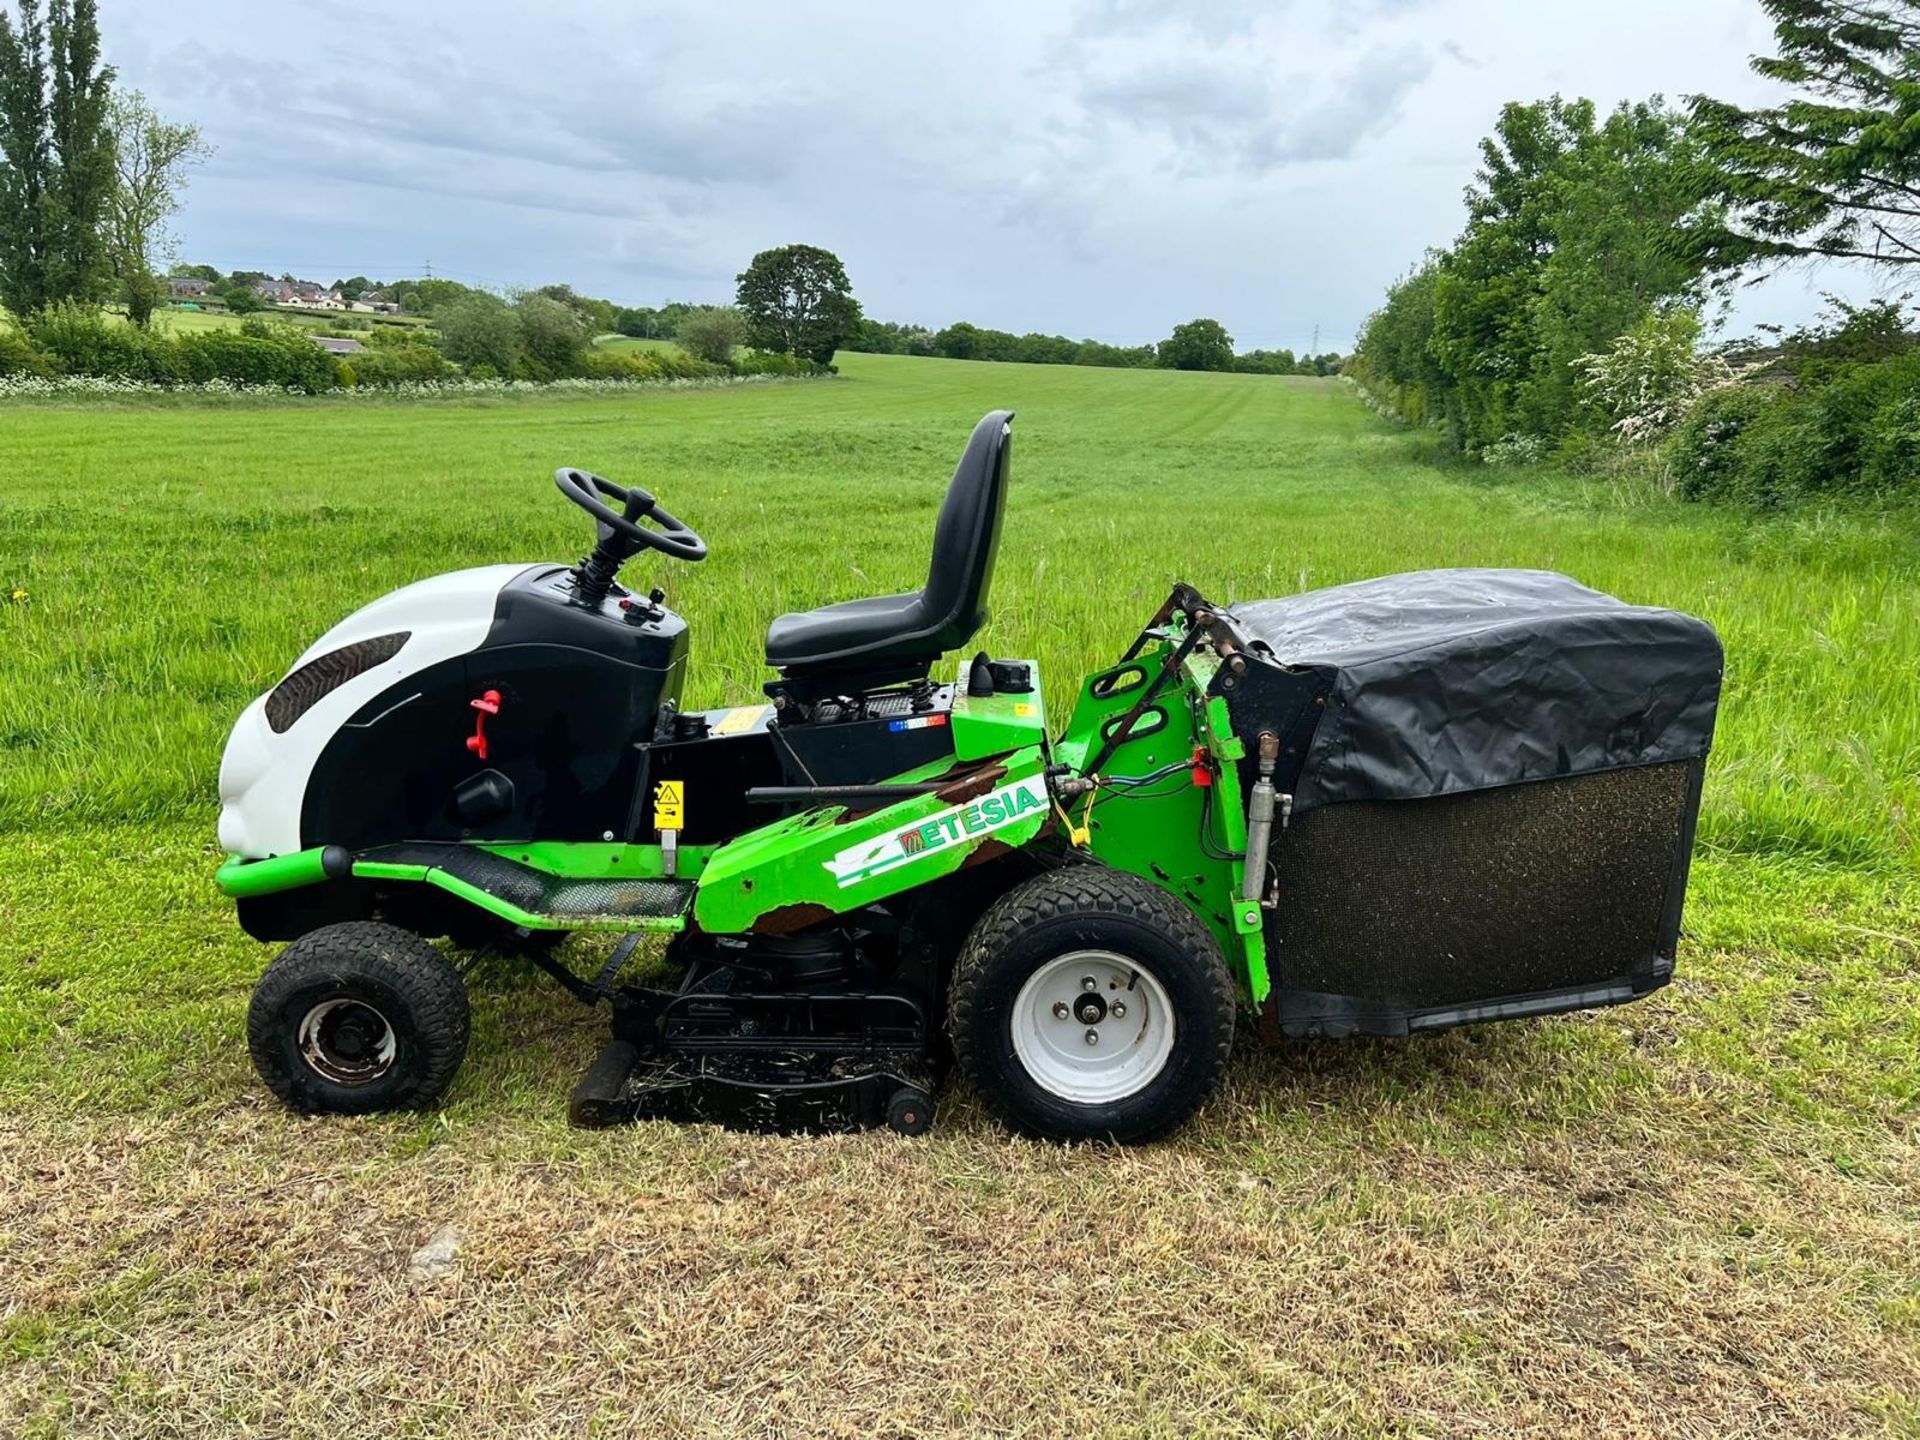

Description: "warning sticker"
652 780 685 831
710 705 770 737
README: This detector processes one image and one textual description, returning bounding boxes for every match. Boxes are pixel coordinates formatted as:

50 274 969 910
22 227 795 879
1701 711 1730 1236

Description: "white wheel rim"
1010 949 1176 1104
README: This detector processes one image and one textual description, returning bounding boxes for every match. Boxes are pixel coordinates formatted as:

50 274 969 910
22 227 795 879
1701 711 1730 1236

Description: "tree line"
844 313 1340 375
1350 0 1919 505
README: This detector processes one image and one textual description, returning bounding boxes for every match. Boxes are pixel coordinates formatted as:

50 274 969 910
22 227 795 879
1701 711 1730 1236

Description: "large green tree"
1690 0 1920 271
43 0 110 302
1157 317 1234 371
0 0 112 315
735 243 860 363
0 0 51 314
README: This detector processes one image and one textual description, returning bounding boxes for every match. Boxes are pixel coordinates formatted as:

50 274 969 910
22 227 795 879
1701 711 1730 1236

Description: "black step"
361 844 694 924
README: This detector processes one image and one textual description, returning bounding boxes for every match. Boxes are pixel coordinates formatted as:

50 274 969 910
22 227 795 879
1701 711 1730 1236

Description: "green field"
2 354 1916 1436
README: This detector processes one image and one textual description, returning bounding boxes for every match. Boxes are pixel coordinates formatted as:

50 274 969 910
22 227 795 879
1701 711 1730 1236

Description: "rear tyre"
947 868 1235 1143
248 921 470 1115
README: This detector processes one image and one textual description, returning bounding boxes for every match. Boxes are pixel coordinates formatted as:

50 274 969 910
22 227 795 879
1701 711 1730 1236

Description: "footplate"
355 844 694 931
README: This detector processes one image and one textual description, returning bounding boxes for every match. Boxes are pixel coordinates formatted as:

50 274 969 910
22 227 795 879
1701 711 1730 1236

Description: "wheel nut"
1052 1001 1069 1020
1111 1001 1127 1019
1084 1028 1100 1046
1081 976 1097 992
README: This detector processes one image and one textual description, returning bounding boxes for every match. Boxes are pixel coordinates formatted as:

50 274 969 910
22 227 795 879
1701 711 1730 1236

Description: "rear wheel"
947 868 1235 1143
248 921 470 1114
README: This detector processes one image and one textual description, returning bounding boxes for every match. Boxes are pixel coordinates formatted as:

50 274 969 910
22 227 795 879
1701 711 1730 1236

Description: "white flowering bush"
1574 311 1740 443
1479 433 1547 467
0 371 819 404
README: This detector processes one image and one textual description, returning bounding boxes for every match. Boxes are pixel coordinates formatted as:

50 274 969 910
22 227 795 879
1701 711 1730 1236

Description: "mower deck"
567 959 938 1134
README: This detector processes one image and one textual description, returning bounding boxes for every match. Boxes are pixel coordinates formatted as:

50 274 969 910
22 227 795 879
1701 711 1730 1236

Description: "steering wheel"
554 467 708 563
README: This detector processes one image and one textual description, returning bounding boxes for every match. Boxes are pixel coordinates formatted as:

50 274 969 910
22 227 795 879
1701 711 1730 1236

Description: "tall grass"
1 353 1914 876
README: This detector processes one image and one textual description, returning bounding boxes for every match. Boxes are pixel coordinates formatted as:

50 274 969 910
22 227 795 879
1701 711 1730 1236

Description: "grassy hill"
0 353 1914 1435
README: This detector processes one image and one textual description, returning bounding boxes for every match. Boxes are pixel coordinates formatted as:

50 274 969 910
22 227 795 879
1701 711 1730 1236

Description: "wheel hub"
1010 949 1177 1104
298 997 397 1087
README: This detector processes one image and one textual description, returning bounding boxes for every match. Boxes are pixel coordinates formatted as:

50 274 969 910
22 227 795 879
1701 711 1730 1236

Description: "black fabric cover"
1229 569 1722 813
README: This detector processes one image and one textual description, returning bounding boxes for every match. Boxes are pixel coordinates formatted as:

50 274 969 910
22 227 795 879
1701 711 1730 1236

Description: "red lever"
467 690 501 761
1190 745 1213 787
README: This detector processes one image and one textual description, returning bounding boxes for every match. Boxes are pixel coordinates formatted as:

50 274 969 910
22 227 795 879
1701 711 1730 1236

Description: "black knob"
967 651 995 698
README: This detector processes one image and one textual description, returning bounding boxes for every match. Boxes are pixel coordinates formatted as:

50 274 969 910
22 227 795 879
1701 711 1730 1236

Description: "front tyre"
247 921 471 1115
947 868 1235 1143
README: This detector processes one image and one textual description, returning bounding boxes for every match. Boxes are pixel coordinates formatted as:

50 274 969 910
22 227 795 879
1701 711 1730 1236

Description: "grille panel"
1267 760 1699 1017
265 632 409 732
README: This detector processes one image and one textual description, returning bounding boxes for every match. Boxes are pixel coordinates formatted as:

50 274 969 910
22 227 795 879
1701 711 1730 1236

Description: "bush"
170 318 341 392
27 303 184 383
728 349 824 377
675 306 747 364
437 295 521 376
576 347 719 382
0 326 53 378
348 344 454 386
514 293 588 378
1668 385 1781 502
1667 348 1920 506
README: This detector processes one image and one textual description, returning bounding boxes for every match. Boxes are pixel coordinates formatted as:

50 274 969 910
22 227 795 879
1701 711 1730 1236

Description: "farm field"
1 353 1916 1436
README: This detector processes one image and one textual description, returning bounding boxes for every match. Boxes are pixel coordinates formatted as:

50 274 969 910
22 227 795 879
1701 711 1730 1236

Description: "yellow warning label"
652 780 685 831
710 705 769 738
1014 703 1033 717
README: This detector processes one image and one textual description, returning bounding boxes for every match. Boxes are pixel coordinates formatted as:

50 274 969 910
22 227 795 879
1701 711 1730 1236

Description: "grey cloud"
105 0 1869 348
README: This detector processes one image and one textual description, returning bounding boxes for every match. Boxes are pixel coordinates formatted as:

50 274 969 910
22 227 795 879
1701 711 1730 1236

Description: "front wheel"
247 921 470 1114
947 868 1235 1143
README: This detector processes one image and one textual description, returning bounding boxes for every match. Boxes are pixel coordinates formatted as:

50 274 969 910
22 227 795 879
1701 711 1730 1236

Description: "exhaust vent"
265 632 409 732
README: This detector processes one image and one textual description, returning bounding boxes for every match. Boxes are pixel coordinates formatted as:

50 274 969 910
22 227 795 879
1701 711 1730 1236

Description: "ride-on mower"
217 411 1723 1141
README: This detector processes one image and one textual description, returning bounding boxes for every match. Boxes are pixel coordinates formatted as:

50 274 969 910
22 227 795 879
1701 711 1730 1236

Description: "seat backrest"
919 409 1014 654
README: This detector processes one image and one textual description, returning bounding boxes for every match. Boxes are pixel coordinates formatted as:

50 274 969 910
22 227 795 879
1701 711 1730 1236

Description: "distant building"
254 278 346 310
309 336 366 355
167 277 214 300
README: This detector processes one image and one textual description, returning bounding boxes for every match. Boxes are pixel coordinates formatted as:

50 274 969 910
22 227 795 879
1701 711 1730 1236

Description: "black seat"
764 410 1013 685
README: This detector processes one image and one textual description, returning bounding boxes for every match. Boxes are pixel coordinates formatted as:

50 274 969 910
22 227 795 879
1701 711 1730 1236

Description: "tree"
675 304 746 364
0 0 52 314
170 260 218 281
1158 317 1234 371
735 243 861 363
436 292 520 375
102 90 208 326
42 0 109 302
1690 0 1920 271
512 290 585 377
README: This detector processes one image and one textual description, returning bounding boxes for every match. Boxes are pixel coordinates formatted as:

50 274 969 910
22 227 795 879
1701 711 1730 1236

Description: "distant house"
254 278 346 310
310 336 365 356
167 277 213 301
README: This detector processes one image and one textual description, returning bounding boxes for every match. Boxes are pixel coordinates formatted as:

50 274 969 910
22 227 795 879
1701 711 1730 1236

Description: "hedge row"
0 305 826 393
1669 350 1920 505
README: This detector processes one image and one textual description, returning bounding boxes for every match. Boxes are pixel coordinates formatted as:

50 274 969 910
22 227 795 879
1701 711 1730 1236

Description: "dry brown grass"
4 993 1916 1439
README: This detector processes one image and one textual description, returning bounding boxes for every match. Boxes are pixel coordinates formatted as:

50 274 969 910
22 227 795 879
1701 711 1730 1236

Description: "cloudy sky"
109 0 1881 352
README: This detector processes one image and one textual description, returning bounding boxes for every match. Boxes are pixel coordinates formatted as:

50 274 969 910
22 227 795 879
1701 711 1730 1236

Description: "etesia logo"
823 775 1050 888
